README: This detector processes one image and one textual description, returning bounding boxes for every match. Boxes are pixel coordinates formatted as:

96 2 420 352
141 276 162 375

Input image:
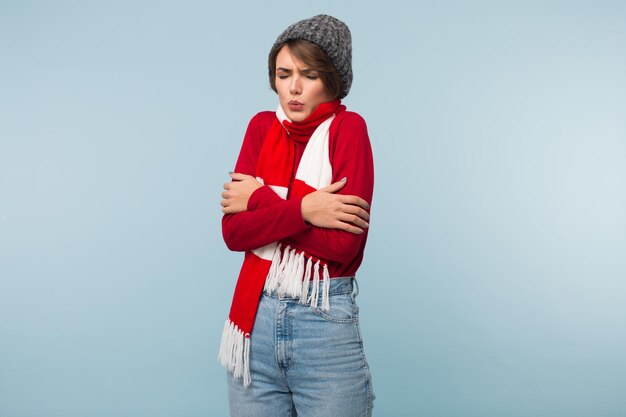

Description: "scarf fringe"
264 243 331 311
218 318 251 387
218 243 332 388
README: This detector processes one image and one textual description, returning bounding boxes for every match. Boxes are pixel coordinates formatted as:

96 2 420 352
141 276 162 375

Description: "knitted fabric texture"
271 14 352 99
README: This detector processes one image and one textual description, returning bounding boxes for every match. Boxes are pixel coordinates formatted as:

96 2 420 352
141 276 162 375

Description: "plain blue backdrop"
1 1 625 416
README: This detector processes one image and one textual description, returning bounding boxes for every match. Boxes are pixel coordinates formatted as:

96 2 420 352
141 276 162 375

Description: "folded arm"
220 112 374 262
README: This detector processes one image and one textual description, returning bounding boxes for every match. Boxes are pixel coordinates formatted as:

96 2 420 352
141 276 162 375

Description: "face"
275 45 331 122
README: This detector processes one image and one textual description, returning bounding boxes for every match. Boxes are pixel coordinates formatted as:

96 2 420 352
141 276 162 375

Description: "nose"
289 75 302 95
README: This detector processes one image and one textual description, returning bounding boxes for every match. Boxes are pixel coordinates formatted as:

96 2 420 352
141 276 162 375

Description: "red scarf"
218 100 344 386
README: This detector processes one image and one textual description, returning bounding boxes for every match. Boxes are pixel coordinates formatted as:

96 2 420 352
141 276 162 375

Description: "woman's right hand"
301 177 370 234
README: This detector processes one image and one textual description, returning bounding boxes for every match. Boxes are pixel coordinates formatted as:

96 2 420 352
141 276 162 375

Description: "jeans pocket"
312 293 359 323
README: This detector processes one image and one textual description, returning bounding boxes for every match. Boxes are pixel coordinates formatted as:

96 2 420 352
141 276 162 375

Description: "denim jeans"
227 277 374 417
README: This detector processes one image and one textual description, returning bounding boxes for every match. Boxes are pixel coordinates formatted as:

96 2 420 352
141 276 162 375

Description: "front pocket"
312 293 359 323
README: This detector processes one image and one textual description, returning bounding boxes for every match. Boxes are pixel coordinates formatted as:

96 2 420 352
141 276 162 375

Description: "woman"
218 14 375 417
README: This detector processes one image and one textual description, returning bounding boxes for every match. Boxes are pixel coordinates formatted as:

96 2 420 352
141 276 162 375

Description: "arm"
221 113 310 251
221 112 372 254
284 113 374 263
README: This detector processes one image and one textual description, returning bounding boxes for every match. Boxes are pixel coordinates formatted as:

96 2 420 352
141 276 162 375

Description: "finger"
341 204 370 221
223 182 231 190
338 212 369 229
333 220 364 235
230 172 253 181
222 204 237 214
221 191 229 199
319 177 347 193
338 194 370 210
220 198 229 208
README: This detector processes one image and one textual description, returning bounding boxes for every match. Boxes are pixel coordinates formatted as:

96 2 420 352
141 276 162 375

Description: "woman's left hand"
221 173 263 214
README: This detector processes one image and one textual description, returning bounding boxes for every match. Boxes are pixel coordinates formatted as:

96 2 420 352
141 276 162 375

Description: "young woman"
218 14 375 417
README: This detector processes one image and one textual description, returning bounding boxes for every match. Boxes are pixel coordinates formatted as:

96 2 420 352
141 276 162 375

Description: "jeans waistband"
263 276 355 300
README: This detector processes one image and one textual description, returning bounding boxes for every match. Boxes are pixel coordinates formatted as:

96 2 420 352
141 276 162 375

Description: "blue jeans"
227 277 375 417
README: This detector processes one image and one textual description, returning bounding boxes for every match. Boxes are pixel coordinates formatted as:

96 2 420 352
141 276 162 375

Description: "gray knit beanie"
270 14 352 99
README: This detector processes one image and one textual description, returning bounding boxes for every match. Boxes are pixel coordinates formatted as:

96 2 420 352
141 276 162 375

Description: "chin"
290 114 306 122
286 111 307 122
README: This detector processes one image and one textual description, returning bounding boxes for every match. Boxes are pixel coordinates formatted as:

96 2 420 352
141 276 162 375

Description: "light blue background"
1 1 625 416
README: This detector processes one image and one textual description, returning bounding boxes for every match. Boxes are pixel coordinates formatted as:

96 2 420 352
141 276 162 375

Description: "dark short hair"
268 39 343 101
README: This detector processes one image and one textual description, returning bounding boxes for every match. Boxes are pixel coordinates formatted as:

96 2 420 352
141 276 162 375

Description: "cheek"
275 81 288 98
311 84 328 103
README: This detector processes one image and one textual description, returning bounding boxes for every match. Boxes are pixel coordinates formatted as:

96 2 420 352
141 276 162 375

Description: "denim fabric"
227 277 375 417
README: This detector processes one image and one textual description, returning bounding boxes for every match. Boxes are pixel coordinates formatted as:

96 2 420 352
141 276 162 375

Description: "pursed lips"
288 100 305 111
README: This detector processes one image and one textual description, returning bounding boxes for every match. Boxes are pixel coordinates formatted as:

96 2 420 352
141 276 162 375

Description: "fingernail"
341 177 347 182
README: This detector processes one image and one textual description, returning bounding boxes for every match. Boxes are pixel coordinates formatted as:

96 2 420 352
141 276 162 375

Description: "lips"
288 100 304 111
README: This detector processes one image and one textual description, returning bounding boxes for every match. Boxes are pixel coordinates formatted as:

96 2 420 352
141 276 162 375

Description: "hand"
301 177 370 234
221 173 263 214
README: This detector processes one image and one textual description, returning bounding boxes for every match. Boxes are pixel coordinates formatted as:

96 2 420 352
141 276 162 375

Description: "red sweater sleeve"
221 113 310 252
283 112 375 264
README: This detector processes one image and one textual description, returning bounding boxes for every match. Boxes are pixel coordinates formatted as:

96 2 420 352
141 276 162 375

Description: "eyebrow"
276 67 319 75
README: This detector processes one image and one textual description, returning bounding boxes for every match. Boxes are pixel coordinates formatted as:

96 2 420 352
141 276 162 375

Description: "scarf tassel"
322 264 331 311
264 244 331 311
218 319 251 387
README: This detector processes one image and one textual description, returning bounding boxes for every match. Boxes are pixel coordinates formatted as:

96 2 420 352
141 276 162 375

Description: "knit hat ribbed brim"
270 14 352 99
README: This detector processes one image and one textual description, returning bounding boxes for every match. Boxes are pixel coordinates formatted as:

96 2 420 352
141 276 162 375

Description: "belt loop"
352 277 359 299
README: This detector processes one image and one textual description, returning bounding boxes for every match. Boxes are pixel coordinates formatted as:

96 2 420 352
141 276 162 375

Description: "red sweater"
222 109 374 278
